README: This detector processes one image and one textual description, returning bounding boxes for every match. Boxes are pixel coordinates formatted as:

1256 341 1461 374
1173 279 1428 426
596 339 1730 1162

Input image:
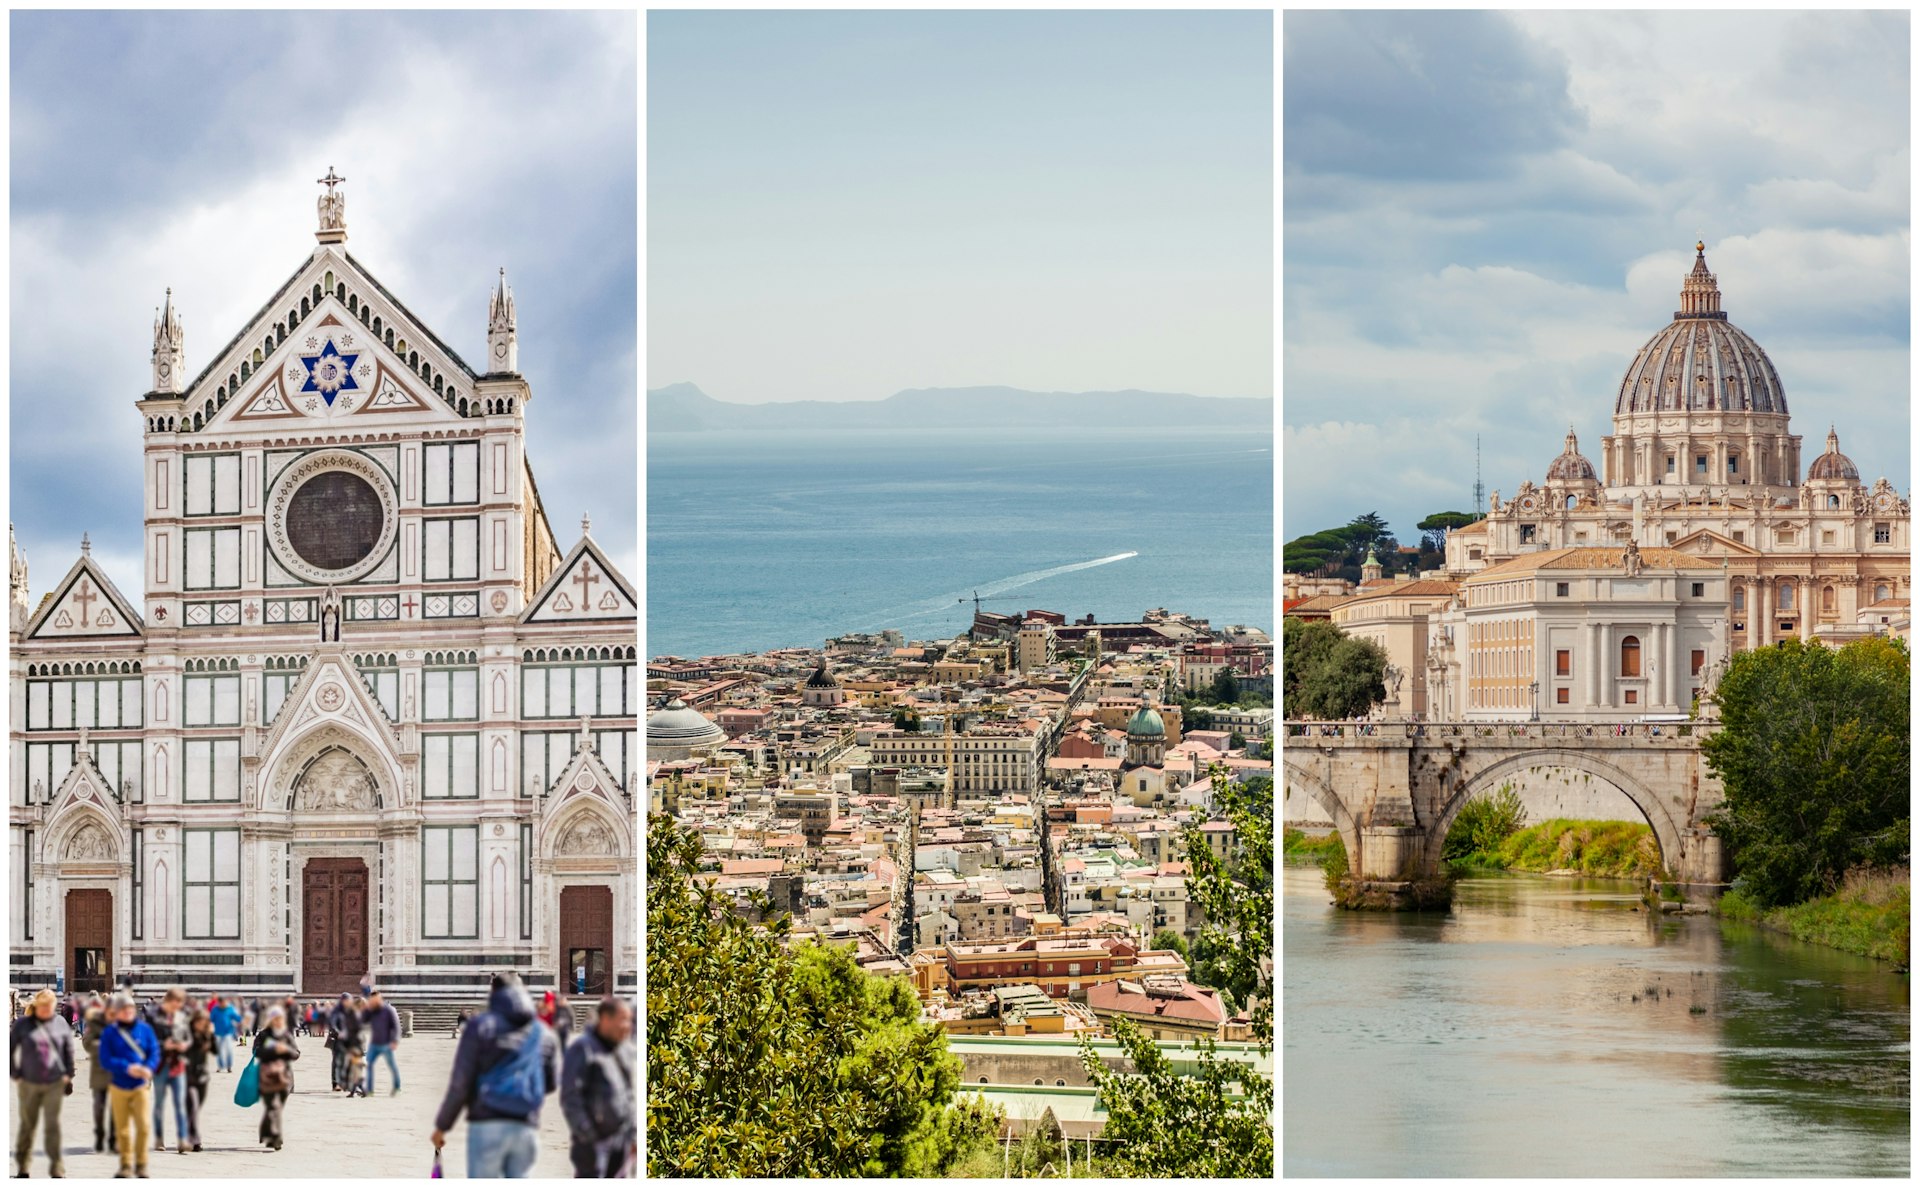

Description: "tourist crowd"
9 973 634 1179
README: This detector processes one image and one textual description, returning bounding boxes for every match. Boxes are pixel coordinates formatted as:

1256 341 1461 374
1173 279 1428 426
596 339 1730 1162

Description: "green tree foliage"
1076 1018 1272 1177
1208 667 1239 704
1702 637 1910 908
1440 785 1529 863
1149 928 1190 961
1282 617 1387 720
647 814 998 1176
891 705 923 732
1282 512 1398 577
1182 771 1273 1044
1416 510 1477 552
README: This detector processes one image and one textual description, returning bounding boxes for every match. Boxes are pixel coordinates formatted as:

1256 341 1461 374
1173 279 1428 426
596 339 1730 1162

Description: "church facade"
9 176 637 1003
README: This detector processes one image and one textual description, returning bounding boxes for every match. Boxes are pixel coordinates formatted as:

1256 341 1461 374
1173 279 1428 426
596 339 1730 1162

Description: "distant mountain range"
647 382 1273 433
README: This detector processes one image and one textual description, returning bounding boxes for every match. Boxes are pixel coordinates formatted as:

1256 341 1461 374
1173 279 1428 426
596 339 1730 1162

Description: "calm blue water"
646 428 1273 658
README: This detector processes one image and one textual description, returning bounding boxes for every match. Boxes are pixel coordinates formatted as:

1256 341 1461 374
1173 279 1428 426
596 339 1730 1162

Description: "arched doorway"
560 885 613 997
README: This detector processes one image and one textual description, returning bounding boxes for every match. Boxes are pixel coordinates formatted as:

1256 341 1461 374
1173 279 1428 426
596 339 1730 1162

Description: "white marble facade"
9 179 637 1003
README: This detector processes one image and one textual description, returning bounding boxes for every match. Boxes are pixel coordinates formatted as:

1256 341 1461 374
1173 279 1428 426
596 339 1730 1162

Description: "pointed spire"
1564 425 1579 454
1677 239 1723 319
151 287 185 395
487 267 519 374
1827 424 1840 454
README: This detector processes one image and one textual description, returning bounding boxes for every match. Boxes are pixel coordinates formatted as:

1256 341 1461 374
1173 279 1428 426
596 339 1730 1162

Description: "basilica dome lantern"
1602 242 1800 498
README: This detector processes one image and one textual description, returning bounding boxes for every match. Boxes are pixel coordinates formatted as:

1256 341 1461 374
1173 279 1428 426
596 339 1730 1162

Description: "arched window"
1732 587 1745 611
1619 636 1641 678
1778 584 1793 610
1822 586 1836 613
1875 584 1890 602
1828 494 1840 509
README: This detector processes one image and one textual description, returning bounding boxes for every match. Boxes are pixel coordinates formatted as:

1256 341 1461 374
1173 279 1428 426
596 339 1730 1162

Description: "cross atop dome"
316 166 348 244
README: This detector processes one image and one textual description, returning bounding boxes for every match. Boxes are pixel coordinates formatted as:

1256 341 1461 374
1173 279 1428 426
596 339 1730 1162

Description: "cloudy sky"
648 9 1272 404
1284 10 1909 542
10 10 636 601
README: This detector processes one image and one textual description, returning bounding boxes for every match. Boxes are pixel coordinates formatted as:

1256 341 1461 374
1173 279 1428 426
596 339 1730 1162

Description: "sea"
646 428 1273 659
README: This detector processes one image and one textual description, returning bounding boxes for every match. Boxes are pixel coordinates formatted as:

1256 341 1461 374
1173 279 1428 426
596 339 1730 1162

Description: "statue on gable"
317 167 347 233
1622 540 1644 576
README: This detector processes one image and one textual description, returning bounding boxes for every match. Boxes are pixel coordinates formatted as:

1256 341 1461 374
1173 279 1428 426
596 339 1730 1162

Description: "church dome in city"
805 662 839 689
647 698 725 755
1614 243 1786 417
1806 426 1860 482
1545 428 1597 482
1126 702 1165 739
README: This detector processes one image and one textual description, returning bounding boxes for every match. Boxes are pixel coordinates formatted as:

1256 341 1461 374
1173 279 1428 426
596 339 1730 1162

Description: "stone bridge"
1282 721 1728 887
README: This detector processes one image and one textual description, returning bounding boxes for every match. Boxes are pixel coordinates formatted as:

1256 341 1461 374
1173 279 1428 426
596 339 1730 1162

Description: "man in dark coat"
559 997 635 1177
431 973 561 1179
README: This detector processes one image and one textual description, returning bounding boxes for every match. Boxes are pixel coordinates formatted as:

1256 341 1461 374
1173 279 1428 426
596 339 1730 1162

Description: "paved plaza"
14 1030 583 1179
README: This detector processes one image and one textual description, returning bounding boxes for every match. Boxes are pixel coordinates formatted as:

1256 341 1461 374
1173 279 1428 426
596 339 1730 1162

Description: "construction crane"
957 590 1030 617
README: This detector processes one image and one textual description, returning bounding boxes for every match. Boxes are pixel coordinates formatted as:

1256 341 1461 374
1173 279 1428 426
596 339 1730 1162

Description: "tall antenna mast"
1472 435 1485 517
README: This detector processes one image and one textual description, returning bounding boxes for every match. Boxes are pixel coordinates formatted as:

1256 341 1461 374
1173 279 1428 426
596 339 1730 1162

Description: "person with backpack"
252 1005 301 1152
431 973 561 1178
97 993 161 1179
559 997 635 1178
10 989 75 1179
210 996 241 1072
81 996 117 1156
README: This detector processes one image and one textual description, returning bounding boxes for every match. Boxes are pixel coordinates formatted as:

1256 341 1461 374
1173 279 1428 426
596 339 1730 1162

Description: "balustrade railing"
1282 720 1711 742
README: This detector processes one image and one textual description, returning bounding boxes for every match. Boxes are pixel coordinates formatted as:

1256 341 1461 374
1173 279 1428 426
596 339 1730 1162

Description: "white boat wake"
863 552 1141 629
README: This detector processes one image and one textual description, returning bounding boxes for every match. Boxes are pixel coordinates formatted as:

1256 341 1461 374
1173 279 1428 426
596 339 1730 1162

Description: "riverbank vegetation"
1283 827 1345 864
1701 637 1908 965
1720 868 1911 968
1456 818 1662 880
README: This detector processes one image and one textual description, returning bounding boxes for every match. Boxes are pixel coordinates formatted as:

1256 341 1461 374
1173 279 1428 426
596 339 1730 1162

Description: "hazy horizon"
648 10 1273 405
648 380 1274 405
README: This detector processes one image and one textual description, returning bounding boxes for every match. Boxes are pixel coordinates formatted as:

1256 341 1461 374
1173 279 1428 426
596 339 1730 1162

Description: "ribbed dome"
1126 703 1164 738
805 662 838 689
1806 426 1860 482
1545 428 1596 482
647 698 725 750
1614 245 1786 416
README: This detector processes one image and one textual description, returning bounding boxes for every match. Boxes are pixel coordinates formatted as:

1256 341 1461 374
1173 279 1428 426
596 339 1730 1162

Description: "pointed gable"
524 535 635 624
541 741 632 861
1668 528 1760 558
255 650 403 789
27 551 144 640
184 246 489 436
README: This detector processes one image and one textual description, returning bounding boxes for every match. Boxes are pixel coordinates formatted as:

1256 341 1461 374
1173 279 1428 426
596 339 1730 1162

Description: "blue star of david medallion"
299 340 362 406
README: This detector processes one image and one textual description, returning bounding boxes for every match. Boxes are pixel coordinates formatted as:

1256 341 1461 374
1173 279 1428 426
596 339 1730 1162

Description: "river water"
1283 865 1910 1177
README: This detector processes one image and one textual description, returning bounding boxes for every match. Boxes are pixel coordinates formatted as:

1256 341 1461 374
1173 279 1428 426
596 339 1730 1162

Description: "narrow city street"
21 1030 580 1179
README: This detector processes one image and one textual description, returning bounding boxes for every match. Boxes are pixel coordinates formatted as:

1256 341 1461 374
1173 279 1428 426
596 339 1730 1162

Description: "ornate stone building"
9 176 637 1002
1445 243 1910 657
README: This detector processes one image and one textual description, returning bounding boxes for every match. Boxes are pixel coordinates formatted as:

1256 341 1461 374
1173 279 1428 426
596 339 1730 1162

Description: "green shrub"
1441 786 1528 862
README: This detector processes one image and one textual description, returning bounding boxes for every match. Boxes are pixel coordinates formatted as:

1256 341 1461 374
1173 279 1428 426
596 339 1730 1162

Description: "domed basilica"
1444 242 1910 655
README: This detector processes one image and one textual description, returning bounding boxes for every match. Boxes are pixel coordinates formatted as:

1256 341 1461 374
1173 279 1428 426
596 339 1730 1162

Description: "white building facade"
10 179 637 1003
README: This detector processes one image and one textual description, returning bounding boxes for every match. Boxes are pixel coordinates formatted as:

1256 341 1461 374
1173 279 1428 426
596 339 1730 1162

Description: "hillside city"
645 606 1273 1138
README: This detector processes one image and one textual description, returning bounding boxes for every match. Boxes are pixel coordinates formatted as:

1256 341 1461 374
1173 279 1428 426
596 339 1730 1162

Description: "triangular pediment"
256 649 402 783
1669 528 1761 557
44 761 127 865
542 745 631 860
523 535 636 624
26 553 144 640
183 246 488 436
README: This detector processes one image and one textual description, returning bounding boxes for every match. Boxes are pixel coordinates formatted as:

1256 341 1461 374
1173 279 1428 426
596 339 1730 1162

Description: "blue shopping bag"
234 1055 261 1108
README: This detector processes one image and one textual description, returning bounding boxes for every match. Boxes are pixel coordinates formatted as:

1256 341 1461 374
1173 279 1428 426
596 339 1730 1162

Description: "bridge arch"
1280 755 1362 870
1428 748 1686 875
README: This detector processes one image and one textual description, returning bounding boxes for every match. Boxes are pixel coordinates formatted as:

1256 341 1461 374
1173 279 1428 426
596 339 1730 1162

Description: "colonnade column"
1752 579 1767 647
1801 577 1814 641
1665 620 1679 709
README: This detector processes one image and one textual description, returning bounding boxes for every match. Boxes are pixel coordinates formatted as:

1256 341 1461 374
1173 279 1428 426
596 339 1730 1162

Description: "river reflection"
1283 865 1909 1177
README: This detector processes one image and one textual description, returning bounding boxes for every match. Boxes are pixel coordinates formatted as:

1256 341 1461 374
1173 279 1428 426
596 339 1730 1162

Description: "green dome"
1126 703 1165 738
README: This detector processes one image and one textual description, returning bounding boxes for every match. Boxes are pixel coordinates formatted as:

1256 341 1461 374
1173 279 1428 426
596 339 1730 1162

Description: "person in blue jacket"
96 993 161 1179
209 998 242 1073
